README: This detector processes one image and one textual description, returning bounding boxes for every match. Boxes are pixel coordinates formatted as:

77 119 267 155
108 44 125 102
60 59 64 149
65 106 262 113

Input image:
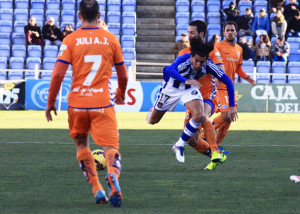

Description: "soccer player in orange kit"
202 21 256 152
45 0 127 207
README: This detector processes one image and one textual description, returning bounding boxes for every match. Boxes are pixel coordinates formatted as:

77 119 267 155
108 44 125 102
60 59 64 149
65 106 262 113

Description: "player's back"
215 40 243 89
57 27 124 108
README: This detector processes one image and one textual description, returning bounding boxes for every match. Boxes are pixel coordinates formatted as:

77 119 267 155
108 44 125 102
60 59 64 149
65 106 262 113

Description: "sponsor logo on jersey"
222 104 228 109
191 90 198 95
237 51 240 56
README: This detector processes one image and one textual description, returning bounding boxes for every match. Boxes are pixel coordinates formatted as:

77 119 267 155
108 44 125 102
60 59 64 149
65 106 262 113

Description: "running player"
201 21 256 151
45 0 127 207
178 21 230 170
147 38 237 165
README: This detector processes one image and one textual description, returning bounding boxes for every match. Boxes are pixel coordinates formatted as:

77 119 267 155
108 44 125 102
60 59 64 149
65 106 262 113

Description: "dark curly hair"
190 37 213 59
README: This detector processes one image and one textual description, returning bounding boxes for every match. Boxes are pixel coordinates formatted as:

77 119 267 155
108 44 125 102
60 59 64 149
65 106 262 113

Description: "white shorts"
154 86 203 112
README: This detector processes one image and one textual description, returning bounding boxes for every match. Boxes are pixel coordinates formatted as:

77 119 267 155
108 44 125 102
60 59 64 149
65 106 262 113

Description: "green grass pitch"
0 111 299 213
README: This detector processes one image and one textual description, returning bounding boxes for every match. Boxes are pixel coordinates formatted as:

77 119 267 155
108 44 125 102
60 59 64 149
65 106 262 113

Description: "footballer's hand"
185 79 201 89
45 106 57 122
245 75 256 86
228 107 238 122
113 88 125 104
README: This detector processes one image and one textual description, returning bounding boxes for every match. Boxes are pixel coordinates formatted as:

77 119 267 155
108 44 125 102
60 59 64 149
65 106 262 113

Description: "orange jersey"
178 46 223 100
57 27 124 108
215 40 243 90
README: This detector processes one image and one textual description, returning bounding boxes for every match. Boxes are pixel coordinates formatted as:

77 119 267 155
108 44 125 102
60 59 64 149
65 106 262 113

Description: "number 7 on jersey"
83 55 102 86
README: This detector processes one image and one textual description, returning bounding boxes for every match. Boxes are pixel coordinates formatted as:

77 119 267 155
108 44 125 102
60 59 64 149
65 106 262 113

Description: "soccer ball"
92 149 106 171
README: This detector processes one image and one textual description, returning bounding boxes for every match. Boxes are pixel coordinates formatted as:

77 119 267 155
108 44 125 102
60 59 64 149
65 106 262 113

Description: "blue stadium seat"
43 57 56 70
288 62 300 74
107 0 121 12
207 24 221 39
0 56 7 80
176 24 188 37
107 23 120 35
14 21 27 33
61 10 75 23
256 61 270 83
272 61 286 83
46 10 60 24
287 37 300 51
0 9 13 21
191 0 205 13
15 0 29 9
9 57 25 69
12 33 26 45
97 0 107 12
256 73 270 83
0 20 12 34
62 0 76 10
254 1 268 15
26 57 41 70
100 10 106 22
0 0 13 9
76 22 81 29
122 48 135 61
12 45 26 58
31 0 45 9
288 50 300 62
44 45 58 58
176 12 190 25
30 9 44 24
121 35 135 48
0 45 10 58
122 12 136 24
107 11 121 23
122 23 135 35
207 1 220 13
240 61 254 83
14 9 28 21
8 71 24 80
0 57 7 69
288 75 300 84
46 0 60 10
176 0 190 13
122 0 136 12
222 0 234 8
27 45 42 58
207 12 221 25
0 33 11 45
191 12 205 22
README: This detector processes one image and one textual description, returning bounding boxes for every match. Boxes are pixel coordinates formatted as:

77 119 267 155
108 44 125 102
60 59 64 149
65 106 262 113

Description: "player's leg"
68 108 107 204
90 107 122 207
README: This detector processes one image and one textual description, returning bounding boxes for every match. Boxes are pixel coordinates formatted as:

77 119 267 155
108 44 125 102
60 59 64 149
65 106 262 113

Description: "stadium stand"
62 0 76 10
27 45 42 58
207 1 220 13
191 0 205 13
12 33 26 45
0 8 13 20
0 45 10 58
256 61 271 83
176 0 190 13
12 45 26 58
44 45 58 58
14 21 27 33
30 0 45 10
240 60 254 83
9 57 25 69
14 9 29 21
107 0 121 12
46 0 60 10
15 0 29 9
272 61 287 83
122 0 136 12
0 20 13 33
46 10 60 24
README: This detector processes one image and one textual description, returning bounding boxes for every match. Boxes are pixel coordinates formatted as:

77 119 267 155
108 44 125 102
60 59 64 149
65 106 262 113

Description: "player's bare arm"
115 63 128 104
185 79 202 89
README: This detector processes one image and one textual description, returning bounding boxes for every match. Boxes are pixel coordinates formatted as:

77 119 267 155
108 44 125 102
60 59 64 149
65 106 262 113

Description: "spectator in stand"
42 17 62 46
271 36 290 62
209 34 220 46
236 8 255 37
271 9 287 38
271 0 286 11
62 24 74 39
284 0 300 21
220 2 240 23
239 36 254 61
254 34 271 61
24 16 43 46
98 19 108 30
252 8 270 37
172 33 190 55
287 9 300 37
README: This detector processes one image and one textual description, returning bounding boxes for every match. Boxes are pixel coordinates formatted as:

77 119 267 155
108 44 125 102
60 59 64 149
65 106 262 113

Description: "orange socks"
212 115 224 130
202 121 218 152
105 149 121 180
216 121 231 146
77 147 103 196
192 138 211 157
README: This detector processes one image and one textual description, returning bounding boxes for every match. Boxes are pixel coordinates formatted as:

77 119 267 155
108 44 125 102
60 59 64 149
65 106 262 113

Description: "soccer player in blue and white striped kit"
147 38 238 164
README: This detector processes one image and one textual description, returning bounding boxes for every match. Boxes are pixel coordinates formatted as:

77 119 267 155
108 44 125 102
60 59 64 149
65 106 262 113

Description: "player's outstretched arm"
115 63 128 104
236 65 256 86
45 61 68 122
185 79 201 89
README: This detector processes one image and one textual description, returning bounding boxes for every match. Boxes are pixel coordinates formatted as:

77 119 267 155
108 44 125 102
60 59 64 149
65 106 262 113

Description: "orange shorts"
184 96 220 127
217 89 238 113
68 106 119 149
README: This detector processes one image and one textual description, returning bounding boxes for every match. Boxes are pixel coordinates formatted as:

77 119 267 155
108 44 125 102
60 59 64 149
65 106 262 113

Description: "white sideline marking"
0 141 299 147
0 113 42 119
